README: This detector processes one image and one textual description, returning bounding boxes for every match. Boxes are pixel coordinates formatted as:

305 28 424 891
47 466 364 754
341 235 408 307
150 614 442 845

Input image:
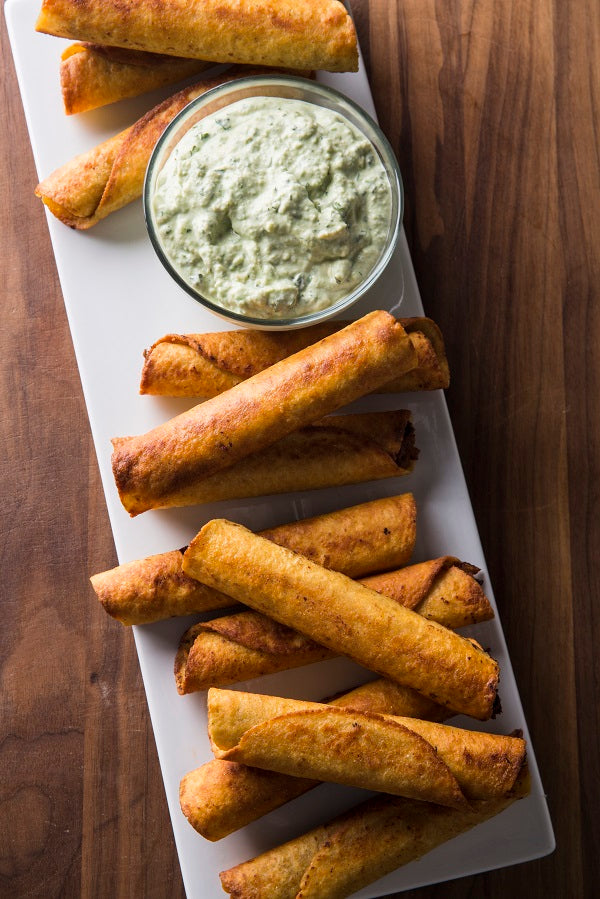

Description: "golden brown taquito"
175 558 493 693
36 0 358 72
112 312 418 515
183 521 500 719
180 678 451 842
139 317 450 397
60 43 212 114
208 690 526 806
219 769 530 899
35 66 278 228
91 493 417 625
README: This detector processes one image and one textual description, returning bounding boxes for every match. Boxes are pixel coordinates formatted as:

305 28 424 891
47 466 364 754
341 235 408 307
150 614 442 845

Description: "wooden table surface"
1 1 598 896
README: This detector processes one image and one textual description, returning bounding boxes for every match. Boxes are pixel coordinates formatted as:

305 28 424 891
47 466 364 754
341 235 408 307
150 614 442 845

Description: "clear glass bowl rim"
143 74 404 330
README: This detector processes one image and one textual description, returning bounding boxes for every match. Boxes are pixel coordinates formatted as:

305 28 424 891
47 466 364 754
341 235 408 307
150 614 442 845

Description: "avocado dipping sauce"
151 96 393 320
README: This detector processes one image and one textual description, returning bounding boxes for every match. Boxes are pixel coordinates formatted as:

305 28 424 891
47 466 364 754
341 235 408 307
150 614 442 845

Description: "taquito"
61 43 212 114
220 770 530 899
139 317 450 398
183 521 500 719
112 312 418 515
35 66 279 228
180 678 451 842
175 558 493 693
36 0 358 73
208 689 526 806
91 493 417 625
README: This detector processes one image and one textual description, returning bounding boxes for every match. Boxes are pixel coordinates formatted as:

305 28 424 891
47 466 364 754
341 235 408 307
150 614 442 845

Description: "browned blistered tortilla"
183 520 500 719
35 66 277 228
174 558 493 693
111 312 418 515
180 678 451 842
362 556 492 629
36 0 358 72
139 317 450 398
61 43 213 114
219 768 530 899
207 689 526 806
90 492 417 625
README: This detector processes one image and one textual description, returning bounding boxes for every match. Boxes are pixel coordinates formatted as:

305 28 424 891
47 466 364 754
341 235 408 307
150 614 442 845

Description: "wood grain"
1 0 598 896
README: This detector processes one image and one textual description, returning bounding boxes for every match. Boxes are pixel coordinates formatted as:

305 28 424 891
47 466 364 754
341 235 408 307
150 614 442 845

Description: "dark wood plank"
1 0 598 896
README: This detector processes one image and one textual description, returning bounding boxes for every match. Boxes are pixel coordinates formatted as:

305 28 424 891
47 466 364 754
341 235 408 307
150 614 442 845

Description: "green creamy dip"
152 96 392 319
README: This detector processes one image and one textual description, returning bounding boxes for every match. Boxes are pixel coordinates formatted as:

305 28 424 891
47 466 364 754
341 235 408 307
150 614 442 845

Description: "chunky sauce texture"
153 96 392 319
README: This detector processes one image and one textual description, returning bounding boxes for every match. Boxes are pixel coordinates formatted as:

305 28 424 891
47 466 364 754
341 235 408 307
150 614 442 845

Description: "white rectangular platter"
5 2 555 895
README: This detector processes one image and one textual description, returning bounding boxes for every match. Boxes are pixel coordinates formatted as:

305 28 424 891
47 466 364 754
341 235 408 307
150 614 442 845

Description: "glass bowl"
144 74 403 330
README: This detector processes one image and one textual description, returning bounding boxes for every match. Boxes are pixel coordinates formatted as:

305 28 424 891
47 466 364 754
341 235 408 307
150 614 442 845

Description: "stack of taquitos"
111 312 420 515
219 769 530 899
179 679 455 841
112 409 417 511
90 493 417 624
183 520 500 719
139 317 450 398
207 689 527 806
175 557 493 693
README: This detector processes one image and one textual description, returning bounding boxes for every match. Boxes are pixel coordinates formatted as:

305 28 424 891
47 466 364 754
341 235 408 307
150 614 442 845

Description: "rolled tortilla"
60 43 213 114
362 557 492 629
90 493 417 624
35 66 278 228
36 0 358 72
208 689 526 805
180 678 451 842
112 312 418 515
182 520 500 719
219 769 530 899
175 558 493 693
139 317 450 397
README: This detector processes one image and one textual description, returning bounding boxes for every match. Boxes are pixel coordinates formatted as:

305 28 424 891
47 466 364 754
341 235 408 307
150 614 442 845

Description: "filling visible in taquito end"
180 677 452 842
219 766 530 899
111 312 419 515
138 316 449 398
174 557 493 693
207 689 526 806
36 0 359 73
90 492 417 625
182 520 500 720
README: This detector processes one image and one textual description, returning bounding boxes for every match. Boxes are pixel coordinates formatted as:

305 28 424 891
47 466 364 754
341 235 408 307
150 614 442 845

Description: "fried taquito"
139 318 449 397
37 0 358 72
60 43 212 114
